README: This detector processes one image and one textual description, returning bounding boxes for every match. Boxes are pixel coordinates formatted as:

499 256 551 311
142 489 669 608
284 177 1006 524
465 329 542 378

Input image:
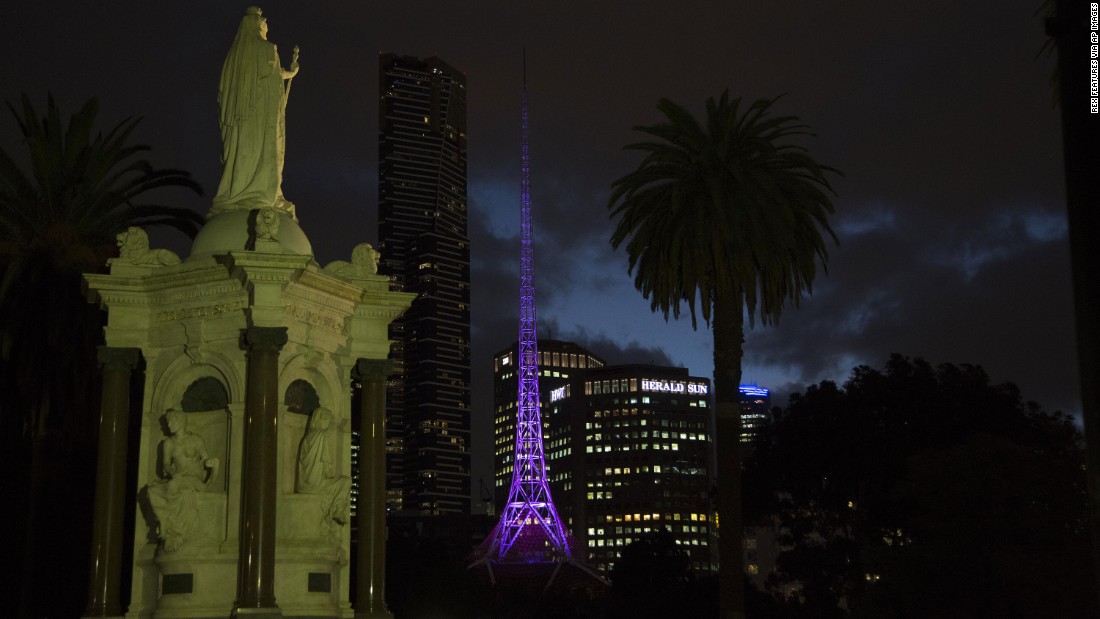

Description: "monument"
82 8 412 619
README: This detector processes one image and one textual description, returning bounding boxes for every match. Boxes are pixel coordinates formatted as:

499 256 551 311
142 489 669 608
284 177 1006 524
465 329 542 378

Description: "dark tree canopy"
0 94 202 618
744 354 1094 618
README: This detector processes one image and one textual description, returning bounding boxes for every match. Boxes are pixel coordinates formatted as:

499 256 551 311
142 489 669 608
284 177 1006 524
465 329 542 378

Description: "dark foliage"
605 528 716 619
0 94 201 617
743 354 1094 617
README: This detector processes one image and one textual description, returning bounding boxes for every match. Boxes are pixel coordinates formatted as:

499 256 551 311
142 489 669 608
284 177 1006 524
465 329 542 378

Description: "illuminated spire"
480 54 572 563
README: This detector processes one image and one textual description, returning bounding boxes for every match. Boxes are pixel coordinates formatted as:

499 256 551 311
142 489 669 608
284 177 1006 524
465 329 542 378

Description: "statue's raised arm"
211 6 299 221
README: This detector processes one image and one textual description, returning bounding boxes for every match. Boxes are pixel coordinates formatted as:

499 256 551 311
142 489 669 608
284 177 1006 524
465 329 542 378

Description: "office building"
739 384 771 445
518 361 717 574
491 339 605 512
378 54 470 515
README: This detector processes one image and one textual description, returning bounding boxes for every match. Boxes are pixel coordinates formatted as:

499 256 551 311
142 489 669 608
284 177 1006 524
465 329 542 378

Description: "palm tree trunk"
713 291 745 619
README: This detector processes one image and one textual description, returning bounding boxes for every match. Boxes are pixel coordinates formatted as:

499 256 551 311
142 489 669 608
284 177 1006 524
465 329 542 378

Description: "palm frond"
608 91 840 330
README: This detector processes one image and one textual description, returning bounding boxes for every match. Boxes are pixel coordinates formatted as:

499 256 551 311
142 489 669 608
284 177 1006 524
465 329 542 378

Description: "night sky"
0 2 1076 494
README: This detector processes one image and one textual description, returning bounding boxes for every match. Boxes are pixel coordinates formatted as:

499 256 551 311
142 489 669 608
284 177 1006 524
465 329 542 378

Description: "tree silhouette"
0 93 202 617
744 355 1094 617
608 91 839 618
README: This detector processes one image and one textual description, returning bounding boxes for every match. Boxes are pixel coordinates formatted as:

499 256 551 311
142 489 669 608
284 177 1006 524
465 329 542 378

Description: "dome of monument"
189 209 313 259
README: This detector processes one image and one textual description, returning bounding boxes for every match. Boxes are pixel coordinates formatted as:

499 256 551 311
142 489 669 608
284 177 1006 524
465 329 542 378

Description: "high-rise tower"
378 54 471 515
739 384 771 443
491 340 605 513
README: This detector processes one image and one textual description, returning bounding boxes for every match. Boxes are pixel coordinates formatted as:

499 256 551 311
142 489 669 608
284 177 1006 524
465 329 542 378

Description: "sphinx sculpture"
145 411 219 552
109 227 181 266
211 6 300 221
323 242 381 279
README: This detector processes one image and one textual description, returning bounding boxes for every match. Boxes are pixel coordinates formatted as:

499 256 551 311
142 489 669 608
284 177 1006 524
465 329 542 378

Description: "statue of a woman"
298 408 352 527
212 6 300 220
146 411 219 552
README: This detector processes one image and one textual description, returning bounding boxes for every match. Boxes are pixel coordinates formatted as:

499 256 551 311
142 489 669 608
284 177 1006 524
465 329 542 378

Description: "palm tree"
608 91 839 619
0 93 203 617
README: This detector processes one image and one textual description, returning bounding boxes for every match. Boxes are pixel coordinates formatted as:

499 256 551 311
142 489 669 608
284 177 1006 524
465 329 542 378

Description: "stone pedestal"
84 213 413 619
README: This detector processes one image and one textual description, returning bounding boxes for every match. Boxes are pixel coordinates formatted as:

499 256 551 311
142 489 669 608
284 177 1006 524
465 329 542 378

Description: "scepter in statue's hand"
283 45 300 104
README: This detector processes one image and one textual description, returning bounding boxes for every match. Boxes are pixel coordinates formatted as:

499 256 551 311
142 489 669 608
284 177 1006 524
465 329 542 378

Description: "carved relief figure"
298 408 352 529
109 227 181 266
211 6 300 220
146 411 219 552
256 207 280 241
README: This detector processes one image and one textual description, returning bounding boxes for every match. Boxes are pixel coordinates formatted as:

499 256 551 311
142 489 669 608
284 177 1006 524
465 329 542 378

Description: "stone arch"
278 352 345 494
150 349 242 417
284 379 320 415
182 376 230 412
147 351 238 495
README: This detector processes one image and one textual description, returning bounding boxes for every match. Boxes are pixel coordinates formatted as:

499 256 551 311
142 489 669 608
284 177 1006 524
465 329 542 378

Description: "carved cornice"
283 282 358 315
283 303 345 333
295 268 371 303
86 263 232 295
150 283 245 306
156 300 245 323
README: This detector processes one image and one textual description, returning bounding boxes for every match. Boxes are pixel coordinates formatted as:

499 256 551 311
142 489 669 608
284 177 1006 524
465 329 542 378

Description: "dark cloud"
744 207 1077 416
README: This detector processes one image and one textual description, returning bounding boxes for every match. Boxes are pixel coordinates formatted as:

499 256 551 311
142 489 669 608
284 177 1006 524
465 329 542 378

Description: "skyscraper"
378 54 470 515
739 384 771 445
491 339 605 512
545 364 717 574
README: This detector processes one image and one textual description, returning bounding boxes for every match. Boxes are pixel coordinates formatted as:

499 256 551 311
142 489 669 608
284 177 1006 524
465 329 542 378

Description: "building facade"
739 383 771 445
378 54 470 515
501 360 718 574
491 339 605 512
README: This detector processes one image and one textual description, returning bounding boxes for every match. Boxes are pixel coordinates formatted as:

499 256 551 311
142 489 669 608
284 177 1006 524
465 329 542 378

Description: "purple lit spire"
481 60 572 563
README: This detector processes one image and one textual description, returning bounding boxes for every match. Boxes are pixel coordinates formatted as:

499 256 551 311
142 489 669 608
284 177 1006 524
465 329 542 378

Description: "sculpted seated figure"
146 411 219 552
298 408 352 529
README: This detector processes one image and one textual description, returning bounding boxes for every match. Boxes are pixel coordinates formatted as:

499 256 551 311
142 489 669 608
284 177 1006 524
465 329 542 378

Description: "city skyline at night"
0 0 1078 506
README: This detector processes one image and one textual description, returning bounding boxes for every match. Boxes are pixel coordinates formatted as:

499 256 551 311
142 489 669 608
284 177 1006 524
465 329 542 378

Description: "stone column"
84 347 141 619
234 327 287 618
354 359 393 618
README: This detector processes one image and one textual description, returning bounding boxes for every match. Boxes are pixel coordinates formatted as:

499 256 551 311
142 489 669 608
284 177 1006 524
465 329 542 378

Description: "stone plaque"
163 573 194 594
307 572 331 593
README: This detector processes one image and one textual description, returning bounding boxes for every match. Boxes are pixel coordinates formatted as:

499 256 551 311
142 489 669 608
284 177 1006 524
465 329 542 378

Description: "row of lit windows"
587 418 706 430
587 525 709 537
600 512 710 523
585 536 708 549
584 378 708 396
548 447 572 459
495 351 604 371
588 431 708 442
590 404 708 419
587 443 681 453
